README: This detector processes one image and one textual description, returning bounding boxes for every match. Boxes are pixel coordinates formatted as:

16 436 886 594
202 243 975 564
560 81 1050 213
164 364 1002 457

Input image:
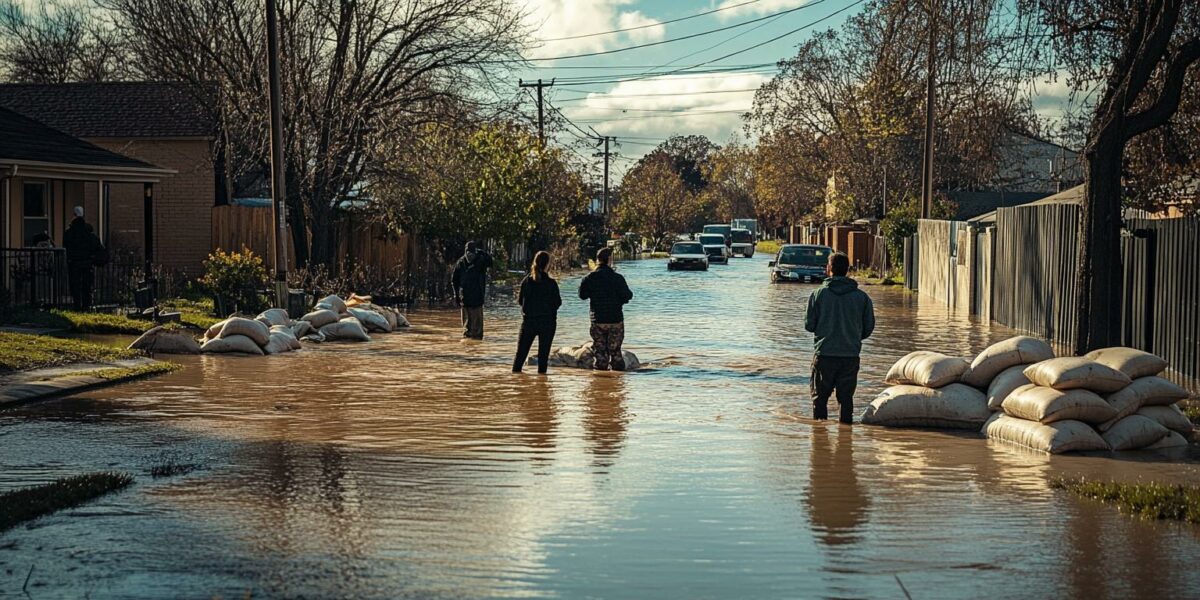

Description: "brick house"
0 82 216 276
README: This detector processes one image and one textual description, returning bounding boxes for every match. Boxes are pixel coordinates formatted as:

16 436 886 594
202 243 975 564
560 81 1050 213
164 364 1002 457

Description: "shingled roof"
0 106 166 171
0 81 213 139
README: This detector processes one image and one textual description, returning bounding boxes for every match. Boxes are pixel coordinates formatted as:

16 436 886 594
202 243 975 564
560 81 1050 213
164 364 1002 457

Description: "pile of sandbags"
984 348 1192 453
295 294 409 342
201 313 305 355
862 351 989 429
534 342 642 371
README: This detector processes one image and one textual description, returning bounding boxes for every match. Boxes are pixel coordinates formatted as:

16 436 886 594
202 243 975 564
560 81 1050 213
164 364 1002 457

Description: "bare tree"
0 1 127 82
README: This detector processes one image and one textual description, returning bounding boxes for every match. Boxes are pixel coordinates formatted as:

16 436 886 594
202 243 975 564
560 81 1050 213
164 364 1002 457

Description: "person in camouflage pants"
589 322 626 371
579 247 634 371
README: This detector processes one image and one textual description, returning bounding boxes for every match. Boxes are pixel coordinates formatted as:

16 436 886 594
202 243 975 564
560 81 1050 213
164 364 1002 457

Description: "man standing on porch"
63 206 102 311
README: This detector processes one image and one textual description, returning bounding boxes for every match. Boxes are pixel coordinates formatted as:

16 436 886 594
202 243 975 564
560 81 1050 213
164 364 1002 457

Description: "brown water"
4 255 1200 599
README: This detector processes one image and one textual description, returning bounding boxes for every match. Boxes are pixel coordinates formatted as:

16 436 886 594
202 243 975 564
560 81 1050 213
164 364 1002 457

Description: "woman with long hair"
513 250 562 374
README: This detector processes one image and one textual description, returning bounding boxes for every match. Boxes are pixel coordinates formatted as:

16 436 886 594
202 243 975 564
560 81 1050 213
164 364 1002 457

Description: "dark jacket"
452 250 493 308
63 217 100 265
805 276 875 357
518 274 562 320
578 264 633 324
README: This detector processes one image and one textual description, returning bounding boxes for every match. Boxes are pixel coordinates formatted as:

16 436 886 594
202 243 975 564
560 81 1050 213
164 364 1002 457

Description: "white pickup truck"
730 228 755 257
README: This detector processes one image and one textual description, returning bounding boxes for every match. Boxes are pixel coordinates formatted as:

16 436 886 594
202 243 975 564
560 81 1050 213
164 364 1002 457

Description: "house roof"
968 185 1085 223
0 81 213 139
0 106 172 176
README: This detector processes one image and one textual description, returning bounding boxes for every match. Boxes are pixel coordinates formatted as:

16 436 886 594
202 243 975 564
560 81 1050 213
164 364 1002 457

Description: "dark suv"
769 244 832 283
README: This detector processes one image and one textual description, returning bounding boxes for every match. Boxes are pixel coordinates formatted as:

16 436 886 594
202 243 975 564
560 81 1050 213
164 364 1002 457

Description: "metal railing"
1 248 143 310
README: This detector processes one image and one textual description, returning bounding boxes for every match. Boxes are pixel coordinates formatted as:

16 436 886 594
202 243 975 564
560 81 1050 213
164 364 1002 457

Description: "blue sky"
512 0 1073 176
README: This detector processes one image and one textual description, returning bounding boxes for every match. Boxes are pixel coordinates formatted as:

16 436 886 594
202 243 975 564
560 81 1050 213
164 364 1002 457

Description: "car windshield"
699 235 725 245
731 230 753 243
672 243 703 254
778 246 829 266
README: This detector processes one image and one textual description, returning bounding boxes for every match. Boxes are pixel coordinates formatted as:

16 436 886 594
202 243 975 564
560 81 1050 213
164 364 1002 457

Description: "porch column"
98 178 108 245
143 182 156 304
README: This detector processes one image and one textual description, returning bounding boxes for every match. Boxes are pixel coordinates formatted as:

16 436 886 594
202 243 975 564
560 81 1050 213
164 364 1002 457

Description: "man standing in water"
805 252 875 423
452 241 493 339
579 247 633 371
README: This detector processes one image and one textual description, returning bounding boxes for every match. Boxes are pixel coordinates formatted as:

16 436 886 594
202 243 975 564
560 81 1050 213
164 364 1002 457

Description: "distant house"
949 131 1083 221
0 82 216 275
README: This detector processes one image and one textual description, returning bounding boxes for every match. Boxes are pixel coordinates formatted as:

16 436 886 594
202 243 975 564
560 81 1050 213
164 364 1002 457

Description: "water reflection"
581 375 628 470
807 425 868 547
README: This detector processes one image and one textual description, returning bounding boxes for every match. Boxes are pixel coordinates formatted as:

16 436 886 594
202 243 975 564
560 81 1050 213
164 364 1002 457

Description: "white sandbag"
538 342 642 371
1001 384 1116 425
318 294 348 314
314 302 336 311
1136 405 1194 436
357 303 399 330
269 325 303 350
319 318 371 342
300 309 339 329
1125 376 1191 407
128 325 202 355
1085 347 1169 379
986 365 1031 411
348 307 392 333
262 331 297 355
983 413 1109 454
394 312 410 328
860 383 990 429
1023 357 1132 393
1102 415 1169 451
218 317 270 347
255 308 290 327
290 320 315 339
884 351 970 388
1146 431 1189 450
204 318 229 342
201 334 265 355
302 331 326 344
962 336 1055 388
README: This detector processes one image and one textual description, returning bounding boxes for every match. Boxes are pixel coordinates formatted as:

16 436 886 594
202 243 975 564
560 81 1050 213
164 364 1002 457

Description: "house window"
22 182 49 247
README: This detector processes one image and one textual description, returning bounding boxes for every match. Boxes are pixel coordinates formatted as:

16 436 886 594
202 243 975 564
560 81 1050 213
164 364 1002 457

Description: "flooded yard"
3 255 1200 599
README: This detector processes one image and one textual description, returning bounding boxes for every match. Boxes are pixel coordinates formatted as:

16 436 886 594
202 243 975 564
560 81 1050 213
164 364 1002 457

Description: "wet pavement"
3 255 1200 599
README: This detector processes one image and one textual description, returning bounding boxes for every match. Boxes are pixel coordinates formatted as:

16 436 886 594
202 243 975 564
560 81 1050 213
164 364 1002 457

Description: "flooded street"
4 254 1200 599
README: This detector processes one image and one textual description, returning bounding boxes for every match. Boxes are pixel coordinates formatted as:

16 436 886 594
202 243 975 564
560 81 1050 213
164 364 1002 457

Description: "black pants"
68 262 93 311
811 355 860 423
513 317 557 373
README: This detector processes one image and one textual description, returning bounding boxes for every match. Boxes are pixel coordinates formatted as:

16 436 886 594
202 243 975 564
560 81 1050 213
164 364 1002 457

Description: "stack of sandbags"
536 342 642 371
961 336 1056 411
298 294 410 342
1088 348 1193 450
862 351 990 429
201 310 308 355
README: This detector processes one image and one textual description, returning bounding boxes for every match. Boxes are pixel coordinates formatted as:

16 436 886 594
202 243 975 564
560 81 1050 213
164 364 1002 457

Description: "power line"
525 62 774 70
554 87 762 101
551 65 780 85
539 0 766 42
573 108 750 123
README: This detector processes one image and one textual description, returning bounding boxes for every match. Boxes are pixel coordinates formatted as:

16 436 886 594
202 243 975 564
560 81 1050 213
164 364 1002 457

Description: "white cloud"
715 0 812 20
524 0 666 59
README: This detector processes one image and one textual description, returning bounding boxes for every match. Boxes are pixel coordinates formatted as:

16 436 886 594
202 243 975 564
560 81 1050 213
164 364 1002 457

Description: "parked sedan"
667 241 709 271
699 234 731 264
770 244 832 283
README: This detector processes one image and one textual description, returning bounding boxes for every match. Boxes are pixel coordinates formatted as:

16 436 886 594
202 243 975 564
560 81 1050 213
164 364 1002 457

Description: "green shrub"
200 248 268 314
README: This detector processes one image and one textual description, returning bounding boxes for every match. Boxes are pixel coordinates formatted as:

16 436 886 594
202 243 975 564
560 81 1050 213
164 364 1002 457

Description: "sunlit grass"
0 472 134 532
73 362 180 381
1052 477 1200 523
755 239 783 254
0 332 136 372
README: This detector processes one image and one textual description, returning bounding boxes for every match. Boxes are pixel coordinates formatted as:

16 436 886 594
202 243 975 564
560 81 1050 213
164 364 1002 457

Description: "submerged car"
667 241 709 271
730 228 755 257
770 244 832 283
698 233 731 264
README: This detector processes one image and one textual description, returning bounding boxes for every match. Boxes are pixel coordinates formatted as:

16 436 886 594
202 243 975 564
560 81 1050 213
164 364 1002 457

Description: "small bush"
201 248 269 315
0 472 134 532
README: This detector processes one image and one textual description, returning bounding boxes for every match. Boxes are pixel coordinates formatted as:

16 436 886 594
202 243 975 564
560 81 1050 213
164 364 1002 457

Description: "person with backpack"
512 251 562 374
63 206 104 311
452 240 493 339
805 252 875 423
578 247 633 371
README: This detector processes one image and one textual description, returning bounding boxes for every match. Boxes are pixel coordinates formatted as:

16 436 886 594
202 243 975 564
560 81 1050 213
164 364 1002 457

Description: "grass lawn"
0 472 134 532
1052 478 1200 523
755 240 783 255
2 297 222 334
0 332 137 372
73 362 181 381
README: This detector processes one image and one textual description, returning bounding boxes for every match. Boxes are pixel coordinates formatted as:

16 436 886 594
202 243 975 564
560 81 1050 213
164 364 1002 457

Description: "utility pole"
266 0 289 308
592 131 614 215
519 78 554 146
919 0 937 219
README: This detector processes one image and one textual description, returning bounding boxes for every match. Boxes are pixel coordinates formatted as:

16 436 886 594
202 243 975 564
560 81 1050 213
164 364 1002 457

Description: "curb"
0 358 174 410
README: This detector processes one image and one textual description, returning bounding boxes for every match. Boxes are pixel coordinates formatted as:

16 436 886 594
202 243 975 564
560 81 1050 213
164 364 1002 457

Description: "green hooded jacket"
804 276 875 357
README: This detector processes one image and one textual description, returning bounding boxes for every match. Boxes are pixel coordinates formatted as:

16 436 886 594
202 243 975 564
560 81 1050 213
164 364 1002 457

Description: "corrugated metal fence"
1122 216 1200 385
992 204 1080 345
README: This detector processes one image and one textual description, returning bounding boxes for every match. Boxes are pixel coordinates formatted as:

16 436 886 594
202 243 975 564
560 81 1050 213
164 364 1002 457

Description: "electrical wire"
539 0 766 42
554 87 762 100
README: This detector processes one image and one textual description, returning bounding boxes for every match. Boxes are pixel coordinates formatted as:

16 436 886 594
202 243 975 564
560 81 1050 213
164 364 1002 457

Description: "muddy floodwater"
4 255 1200 599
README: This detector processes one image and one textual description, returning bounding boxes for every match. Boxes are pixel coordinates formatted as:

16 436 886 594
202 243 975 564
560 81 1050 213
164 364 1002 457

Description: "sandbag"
128 325 202 355
1001 384 1116 425
356 302 399 330
262 332 297 355
884 351 970 388
1136 405 1194 437
319 318 371 342
394 312 411 328
1023 357 1132 393
302 331 326 344
300 309 339 329
538 342 642 371
1124 376 1191 407
290 320 315 339
255 308 290 327
346 293 371 308
1146 431 1189 450
201 334 264 355
218 317 270 347
986 365 1031 411
269 325 303 350
348 307 392 333
1085 347 1169 380
1102 415 1169 451
318 295 348 314
204 319 229 342
983 413 1109 454
860 383 990 429
962 336 1055 388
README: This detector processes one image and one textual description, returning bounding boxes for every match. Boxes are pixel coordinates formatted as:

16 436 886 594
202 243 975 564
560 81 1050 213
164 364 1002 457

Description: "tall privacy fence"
916 207 1199 389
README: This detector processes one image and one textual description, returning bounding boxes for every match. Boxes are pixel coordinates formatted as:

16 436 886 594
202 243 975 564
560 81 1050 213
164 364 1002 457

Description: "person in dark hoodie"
512 251 562 374
452 240 493 339
804 252 875 423
63 206 103 311
578 247 633 371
